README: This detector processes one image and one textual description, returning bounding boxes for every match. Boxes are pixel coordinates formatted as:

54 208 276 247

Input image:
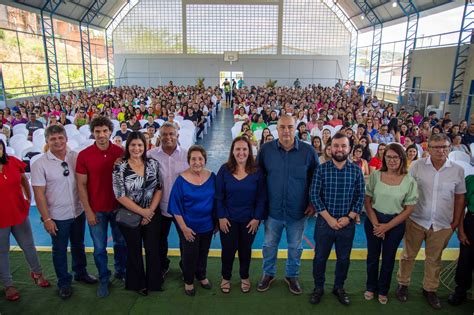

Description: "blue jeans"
365 210 405 295
88 211 127 284
313 216 355 290
262 216 307 278
51 212 88 289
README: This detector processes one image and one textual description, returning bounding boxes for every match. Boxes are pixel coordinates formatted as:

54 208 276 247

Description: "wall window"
282 0 350 55
113 0 183 54
186 4 278 54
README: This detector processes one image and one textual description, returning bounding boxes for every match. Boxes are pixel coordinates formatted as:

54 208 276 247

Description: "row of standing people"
0 115 472 310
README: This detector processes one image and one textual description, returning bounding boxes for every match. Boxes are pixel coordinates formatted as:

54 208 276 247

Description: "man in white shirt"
31 125 97 300
396 133 466 309
147 122 188 278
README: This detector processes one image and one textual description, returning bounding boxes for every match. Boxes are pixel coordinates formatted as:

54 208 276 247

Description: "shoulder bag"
116 161 148 228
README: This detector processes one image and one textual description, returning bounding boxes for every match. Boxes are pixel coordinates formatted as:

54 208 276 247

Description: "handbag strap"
139 159 148 207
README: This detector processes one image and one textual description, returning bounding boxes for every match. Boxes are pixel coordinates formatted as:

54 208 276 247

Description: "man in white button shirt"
147 122 188 278
31 125 97 300
396 133 466 309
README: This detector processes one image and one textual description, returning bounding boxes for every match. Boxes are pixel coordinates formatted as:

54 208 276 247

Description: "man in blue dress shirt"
309 133 365 306
257 114 319 295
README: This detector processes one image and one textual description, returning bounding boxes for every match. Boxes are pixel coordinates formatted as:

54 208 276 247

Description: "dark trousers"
454 212 474 295
177 229 212 285
313 216 355 290
159 214 183 273
196 123 205 139
364 210 405 295
51 212 88 289
220 220 256 280
118 214 162 291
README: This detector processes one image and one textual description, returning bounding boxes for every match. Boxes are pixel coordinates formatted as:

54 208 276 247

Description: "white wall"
114 54 349 88
409 45 474 121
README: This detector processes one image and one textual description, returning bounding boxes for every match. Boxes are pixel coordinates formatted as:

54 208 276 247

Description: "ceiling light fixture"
392 1 398 8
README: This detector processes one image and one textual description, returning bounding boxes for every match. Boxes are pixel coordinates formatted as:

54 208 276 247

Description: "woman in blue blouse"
169 145 216 297
216 136 267 294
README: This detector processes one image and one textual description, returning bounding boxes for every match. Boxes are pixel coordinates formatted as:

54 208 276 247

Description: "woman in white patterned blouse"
112 131 163 296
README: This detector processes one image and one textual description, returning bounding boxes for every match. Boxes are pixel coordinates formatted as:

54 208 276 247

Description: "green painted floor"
0 252 472 315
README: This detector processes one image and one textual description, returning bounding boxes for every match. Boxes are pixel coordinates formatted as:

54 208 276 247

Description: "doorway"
219 71 243 88
412 76 421 91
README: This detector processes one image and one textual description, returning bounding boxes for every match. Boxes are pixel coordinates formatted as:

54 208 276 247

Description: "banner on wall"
0 64 5 109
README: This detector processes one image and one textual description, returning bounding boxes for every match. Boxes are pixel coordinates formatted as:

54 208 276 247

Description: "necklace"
190 172 205 185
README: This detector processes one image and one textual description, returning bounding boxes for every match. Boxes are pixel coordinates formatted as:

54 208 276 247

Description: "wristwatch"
346 215 354 223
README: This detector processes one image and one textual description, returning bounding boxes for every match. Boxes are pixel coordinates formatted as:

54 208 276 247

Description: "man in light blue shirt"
373 124 394 144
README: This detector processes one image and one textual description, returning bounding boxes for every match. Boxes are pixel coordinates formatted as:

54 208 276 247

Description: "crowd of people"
0 81 473 310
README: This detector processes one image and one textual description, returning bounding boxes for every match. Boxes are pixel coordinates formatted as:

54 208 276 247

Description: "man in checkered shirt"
309 132 365 306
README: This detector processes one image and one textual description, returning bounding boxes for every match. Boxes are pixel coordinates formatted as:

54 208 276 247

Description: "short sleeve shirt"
112 158 162 209
365 171 418 215
409 157 466 231
31 150 83 220
0 157 29 228
76 142 124 212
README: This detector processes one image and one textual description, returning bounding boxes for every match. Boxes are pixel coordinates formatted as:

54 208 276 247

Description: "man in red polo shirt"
76 116 126 298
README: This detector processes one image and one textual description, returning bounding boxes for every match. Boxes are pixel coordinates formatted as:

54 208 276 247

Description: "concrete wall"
114 54 349 88
409 45 474 121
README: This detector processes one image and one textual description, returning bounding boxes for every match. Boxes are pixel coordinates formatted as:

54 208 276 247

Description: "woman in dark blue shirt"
169 145 215 297
215 136 267 294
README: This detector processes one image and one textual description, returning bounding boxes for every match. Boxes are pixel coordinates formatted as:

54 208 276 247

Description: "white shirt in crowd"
409 157 466 231
31 150 83 220
147 145 188 217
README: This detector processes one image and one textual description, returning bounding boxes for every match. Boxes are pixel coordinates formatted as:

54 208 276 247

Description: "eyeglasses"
385 155 400 161
61 161 70 177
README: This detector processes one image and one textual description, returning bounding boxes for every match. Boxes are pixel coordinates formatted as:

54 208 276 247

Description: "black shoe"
59 287 73 300
332 288 350 305
396 284 408 302
448 292 466 306
257 275 275 292
423 289 442 310
114 273 125 282
184 287 196 297
200 279 212 290
74 274 98 284
309 288 324 305
284 277 302 295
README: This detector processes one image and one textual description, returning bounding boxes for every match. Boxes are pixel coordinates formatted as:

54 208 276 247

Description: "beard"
332 152 350 162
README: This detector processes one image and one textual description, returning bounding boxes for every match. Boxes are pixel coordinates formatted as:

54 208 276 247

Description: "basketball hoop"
224 51 238 65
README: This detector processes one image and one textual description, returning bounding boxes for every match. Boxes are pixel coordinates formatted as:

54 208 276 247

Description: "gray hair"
428 133 451 145
44 124 67 140
159 121 178 136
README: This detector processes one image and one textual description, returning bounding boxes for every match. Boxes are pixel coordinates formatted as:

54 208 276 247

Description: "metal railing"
4 79 113 101
115 75 341 89
357 30 462 51
337 77 474 122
